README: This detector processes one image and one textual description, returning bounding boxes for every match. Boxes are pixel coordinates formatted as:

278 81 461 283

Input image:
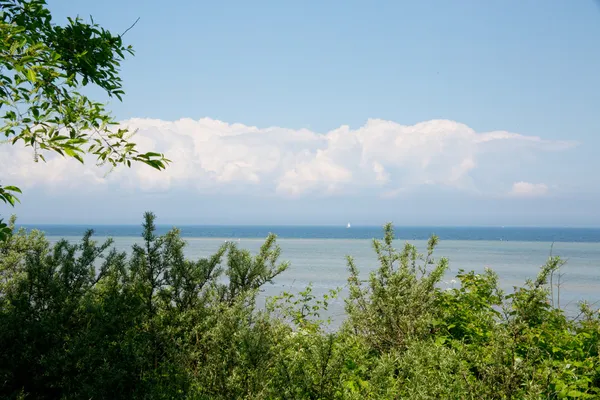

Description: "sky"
3 0 600 226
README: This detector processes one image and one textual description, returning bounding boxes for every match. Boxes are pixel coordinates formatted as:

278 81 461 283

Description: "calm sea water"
21 225 600 321
19 224 600 242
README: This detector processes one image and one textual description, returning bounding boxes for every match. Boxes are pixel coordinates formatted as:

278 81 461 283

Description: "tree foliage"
0 0 170 239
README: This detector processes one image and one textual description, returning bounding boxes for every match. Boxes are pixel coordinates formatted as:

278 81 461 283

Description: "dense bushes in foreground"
0 213 599 399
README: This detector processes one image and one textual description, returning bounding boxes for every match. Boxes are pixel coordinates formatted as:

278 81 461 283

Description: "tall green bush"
0 215 598 399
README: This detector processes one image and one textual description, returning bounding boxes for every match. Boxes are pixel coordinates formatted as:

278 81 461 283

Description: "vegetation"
0 215 598 399
1 2 598 399
0 0 169 239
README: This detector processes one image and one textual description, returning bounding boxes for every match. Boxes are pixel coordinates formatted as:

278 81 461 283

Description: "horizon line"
15 223 600 229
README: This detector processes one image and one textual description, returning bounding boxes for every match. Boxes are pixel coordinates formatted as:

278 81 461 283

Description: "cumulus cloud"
509 182 550 198
0 118 576 197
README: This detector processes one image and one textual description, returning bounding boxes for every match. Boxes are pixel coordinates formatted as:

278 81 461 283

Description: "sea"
19 224 600 323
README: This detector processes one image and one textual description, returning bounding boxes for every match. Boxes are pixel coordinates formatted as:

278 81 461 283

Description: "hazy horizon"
17 222 600 229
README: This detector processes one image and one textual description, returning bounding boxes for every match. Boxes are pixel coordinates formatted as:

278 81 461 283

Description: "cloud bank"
0 118 575 197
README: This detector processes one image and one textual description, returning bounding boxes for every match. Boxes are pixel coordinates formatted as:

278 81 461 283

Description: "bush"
0 214 598 399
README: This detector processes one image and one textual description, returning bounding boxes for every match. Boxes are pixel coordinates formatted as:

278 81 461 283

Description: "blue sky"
4 0 600 226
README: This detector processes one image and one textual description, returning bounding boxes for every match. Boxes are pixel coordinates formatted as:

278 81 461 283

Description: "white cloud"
372 162 390 184
509 182 549 198
0 118 576 197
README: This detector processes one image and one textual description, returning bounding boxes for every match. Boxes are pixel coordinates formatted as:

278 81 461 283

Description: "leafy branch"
0 0 171 235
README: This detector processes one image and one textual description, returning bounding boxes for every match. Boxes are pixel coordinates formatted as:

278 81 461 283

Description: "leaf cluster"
0 0 170 230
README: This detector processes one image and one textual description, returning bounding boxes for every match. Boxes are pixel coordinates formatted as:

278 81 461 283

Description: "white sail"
347 222 351 228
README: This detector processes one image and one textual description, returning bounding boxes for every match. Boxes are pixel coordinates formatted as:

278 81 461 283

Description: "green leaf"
50 135 70 142
3 186 22 193
63 147 77 157
27 69 37 82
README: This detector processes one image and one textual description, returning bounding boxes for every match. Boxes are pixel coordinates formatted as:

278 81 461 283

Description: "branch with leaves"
0 0 170 238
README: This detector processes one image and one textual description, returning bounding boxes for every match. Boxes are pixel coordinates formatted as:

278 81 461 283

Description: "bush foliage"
0 215 598 399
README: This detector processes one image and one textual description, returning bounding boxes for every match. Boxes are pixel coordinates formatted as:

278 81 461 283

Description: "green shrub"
0 214 598 399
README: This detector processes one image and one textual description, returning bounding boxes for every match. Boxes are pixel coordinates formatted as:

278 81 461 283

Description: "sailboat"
347 222 351 229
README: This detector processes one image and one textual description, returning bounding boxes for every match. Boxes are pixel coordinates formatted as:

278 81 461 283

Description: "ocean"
20 224 600 321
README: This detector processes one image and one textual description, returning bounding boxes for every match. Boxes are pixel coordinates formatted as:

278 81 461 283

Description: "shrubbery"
0 214 598 399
